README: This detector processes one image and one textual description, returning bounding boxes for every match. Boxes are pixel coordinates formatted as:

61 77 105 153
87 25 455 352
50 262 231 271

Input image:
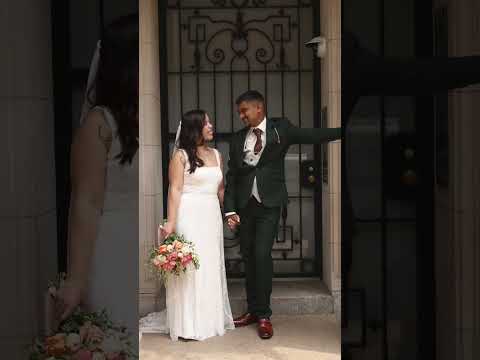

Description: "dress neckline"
181 148 220 169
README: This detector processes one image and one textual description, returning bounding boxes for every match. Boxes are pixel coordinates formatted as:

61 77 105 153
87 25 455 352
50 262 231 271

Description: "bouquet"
148 223 200 283
28 273 137 360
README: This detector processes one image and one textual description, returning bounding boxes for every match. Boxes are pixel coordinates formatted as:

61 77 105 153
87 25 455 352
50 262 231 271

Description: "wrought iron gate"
160 0 322 277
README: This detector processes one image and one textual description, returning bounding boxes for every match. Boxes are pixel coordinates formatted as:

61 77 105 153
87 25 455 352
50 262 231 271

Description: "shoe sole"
234 322 256 328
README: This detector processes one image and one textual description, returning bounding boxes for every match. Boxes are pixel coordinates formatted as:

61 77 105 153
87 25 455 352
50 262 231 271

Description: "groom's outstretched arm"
285 119 341 144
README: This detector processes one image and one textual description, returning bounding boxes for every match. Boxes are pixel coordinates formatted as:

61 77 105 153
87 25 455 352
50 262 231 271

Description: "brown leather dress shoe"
257 318 273 339
233 312 257 327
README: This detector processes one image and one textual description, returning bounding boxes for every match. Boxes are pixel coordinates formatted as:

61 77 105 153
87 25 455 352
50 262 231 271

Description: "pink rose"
162 262 174 271
167 252 177 261
79 322 105 345
181 254 192 265
106 352 126 360
72 349 93 360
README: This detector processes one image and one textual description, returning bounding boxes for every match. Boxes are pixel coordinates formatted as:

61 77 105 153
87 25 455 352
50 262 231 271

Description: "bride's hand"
226 214 241 231
55 279 85 321
158 221 175 242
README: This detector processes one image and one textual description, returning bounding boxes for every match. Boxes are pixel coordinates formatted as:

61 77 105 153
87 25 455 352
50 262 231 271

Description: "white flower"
92 351 106 360
155 255 166 264
182 247 191 255
166 244 174 252
100 331 124 354
177 252 183 258
65 333 81 352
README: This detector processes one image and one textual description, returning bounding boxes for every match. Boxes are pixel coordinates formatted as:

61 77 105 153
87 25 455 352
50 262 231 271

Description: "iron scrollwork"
185 7 294 72
167 0 317 275
211 0 266 8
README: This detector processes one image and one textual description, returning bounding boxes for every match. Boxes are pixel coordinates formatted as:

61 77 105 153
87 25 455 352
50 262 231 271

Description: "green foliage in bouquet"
28 274 137 360
147 220 200 283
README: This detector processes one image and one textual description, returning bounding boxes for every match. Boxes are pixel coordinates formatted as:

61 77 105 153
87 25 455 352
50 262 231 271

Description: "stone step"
227 277 334 316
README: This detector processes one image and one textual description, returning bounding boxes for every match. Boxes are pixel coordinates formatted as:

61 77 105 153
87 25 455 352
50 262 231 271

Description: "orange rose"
45 333 67 357
158 245 168 254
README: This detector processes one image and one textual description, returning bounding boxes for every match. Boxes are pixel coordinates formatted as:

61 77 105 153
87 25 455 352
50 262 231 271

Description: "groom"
224 90 341 339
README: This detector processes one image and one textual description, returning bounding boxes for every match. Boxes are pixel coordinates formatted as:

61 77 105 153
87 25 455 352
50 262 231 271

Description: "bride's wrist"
65 276 88 293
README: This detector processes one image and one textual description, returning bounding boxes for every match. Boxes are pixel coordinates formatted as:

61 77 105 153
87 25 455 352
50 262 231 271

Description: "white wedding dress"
83 106 139 352
139 148 235 341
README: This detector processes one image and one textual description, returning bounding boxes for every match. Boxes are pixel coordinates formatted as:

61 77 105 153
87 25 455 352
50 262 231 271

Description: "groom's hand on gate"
226 214 241 230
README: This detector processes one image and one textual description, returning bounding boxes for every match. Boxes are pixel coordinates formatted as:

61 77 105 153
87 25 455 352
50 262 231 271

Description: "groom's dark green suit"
224 117 341 318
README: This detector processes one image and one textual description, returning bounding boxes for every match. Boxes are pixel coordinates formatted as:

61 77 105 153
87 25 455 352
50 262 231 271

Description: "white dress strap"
176 148 191 172
213 148 221 167
177 148 188 162
91 106 117 134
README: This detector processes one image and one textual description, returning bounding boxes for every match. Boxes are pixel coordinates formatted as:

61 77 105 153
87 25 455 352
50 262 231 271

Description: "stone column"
320 0 342 320
139 0 164 316
0 1 57 358
434 0 480 358
450 0 480 358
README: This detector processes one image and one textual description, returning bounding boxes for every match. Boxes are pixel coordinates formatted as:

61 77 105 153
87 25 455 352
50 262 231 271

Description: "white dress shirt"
225 117 267 216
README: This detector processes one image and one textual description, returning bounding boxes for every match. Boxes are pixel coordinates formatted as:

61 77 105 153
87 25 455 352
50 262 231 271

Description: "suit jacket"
224 117 341 212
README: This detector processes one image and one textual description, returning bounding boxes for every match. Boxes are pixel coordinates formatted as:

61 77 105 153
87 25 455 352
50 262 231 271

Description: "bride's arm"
59 110 112 319
161 150 185 239
217 152 225 209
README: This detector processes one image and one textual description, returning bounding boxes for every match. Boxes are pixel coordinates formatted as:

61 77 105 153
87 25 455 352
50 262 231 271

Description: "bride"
55 14 139 352
139 110 235 341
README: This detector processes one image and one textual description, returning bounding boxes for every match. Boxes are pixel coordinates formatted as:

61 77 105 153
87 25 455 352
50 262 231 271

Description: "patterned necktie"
253 128 263 155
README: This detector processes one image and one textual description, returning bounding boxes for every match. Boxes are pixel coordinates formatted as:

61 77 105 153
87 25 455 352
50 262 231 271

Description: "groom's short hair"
235 90 265 106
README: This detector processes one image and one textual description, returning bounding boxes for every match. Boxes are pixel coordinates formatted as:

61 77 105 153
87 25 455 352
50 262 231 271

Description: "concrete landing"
228 278 334 316
140 314 340 360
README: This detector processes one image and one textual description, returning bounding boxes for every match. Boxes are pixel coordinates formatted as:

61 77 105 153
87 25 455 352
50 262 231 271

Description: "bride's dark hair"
178 109 208 174
86 13 139 165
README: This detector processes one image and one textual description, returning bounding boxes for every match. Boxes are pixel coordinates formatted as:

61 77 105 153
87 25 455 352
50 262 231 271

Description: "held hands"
226 214 241 231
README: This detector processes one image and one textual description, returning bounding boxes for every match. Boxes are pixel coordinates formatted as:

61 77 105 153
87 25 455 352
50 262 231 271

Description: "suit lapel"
265 119 275 147
236 127 249 165
257 119 276 167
